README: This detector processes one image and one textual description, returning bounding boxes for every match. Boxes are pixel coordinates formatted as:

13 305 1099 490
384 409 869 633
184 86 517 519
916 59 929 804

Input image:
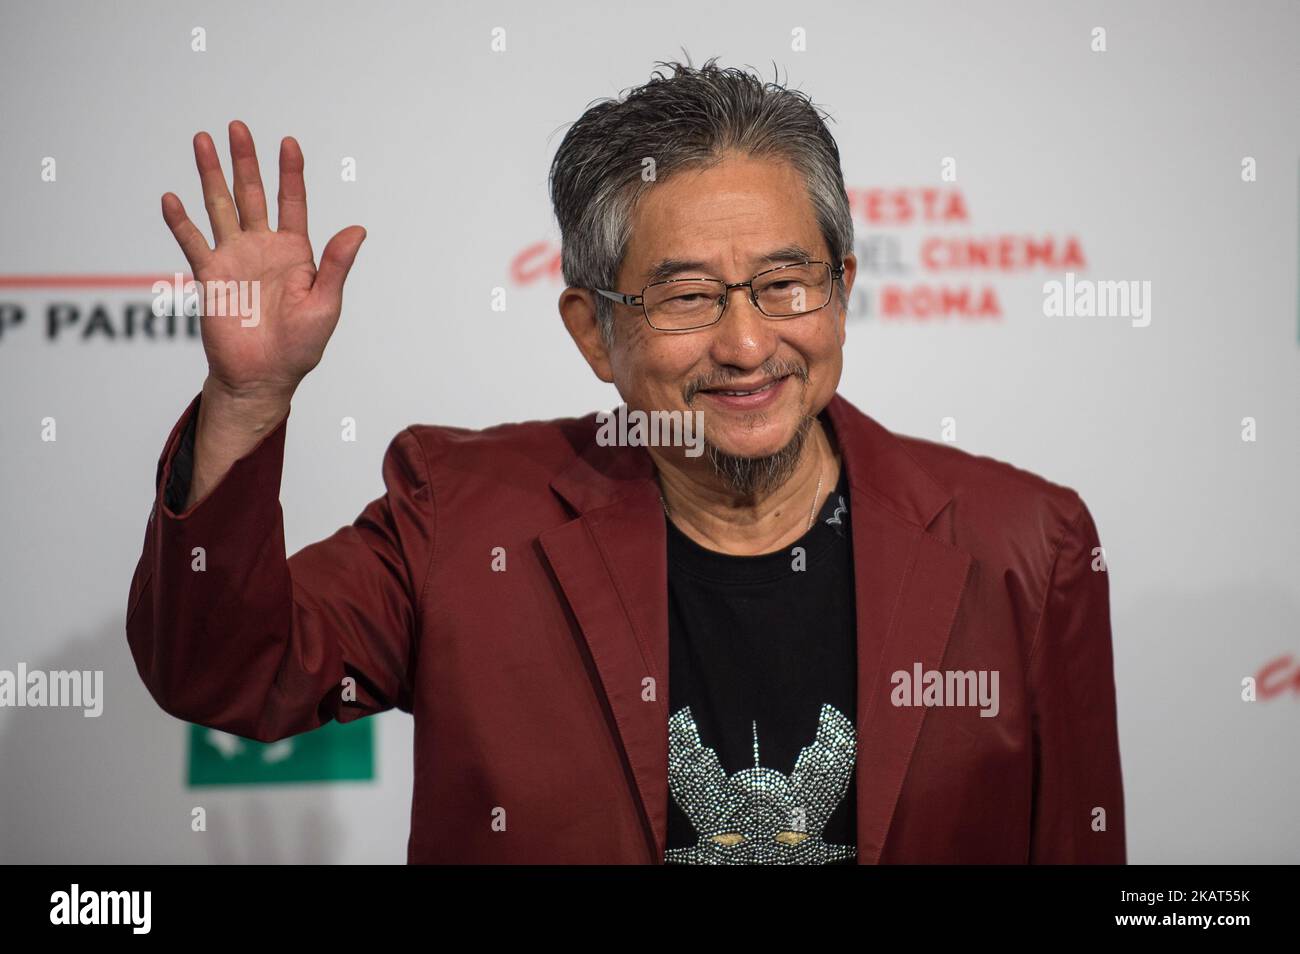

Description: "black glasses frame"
594 260 845 332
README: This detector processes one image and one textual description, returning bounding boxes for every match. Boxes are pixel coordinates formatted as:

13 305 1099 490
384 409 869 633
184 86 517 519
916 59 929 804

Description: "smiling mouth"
700 374 789 398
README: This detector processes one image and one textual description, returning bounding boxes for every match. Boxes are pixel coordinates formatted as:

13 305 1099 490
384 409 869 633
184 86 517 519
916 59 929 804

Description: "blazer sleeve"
125 392 434 743
1025 497 1127 863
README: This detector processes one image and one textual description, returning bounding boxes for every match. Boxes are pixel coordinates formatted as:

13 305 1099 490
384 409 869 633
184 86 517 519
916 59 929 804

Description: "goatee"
704 414 817 498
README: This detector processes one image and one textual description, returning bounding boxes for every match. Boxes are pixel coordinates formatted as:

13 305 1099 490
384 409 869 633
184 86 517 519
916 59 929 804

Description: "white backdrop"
1 0 1297 863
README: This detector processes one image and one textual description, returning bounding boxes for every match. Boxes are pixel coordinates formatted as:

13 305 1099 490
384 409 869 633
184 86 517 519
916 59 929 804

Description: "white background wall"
1 0 1296 862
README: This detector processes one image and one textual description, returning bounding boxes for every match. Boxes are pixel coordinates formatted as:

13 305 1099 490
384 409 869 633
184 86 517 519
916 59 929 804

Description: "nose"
709 284 778 367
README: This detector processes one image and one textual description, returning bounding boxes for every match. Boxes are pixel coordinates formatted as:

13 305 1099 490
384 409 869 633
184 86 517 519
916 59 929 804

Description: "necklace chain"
660 466 824 533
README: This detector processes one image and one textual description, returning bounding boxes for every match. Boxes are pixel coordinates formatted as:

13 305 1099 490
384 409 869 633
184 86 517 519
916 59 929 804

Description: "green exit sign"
187 719 374 786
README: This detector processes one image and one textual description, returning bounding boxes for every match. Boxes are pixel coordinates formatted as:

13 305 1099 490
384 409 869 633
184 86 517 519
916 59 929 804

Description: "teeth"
716 380 775 396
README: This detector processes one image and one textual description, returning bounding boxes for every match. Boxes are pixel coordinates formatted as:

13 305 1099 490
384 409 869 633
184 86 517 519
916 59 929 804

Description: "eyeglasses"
594 260 845 332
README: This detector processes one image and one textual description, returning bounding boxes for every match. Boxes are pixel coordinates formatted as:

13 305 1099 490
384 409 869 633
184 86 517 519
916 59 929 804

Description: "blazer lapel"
825 395 973 864
539 431 670 862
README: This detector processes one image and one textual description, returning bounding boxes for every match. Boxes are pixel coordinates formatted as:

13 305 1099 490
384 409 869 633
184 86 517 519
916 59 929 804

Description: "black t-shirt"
664 471 857 864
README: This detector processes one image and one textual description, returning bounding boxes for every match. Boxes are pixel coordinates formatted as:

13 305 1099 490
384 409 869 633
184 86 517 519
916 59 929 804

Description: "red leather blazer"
126 391 1126 864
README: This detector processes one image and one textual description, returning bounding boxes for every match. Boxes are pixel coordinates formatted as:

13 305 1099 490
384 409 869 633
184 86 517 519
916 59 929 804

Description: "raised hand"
160 120 366 509
161 119 365 403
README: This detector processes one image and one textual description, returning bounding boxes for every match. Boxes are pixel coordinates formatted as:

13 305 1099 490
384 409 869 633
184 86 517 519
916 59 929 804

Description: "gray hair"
548 57 854 346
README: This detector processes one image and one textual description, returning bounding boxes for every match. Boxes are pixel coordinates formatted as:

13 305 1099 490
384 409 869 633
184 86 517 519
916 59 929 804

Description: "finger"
228 119 269 231
161 192 213 272
193 131 239 243
313 226 367 302
276 136 309 236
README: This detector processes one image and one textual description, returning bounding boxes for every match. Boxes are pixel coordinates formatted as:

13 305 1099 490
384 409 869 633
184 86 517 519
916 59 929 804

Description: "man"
127 59 1125 864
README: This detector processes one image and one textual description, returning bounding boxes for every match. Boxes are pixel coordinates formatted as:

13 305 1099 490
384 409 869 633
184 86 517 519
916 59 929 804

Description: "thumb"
314 225 366 301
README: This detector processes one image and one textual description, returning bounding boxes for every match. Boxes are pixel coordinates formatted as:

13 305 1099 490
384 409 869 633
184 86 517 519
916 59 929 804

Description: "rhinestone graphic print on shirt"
664 467 857 865
666 702 856 864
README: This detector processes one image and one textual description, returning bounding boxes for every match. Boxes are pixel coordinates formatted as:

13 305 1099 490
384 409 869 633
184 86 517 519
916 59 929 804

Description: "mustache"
682 358 810 405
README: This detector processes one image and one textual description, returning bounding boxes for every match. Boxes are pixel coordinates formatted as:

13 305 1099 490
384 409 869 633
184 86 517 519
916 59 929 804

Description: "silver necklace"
660 466 825 533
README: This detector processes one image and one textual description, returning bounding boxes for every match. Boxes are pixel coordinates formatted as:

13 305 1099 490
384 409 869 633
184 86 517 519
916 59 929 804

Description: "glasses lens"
754 263 832 317
644 279 725 330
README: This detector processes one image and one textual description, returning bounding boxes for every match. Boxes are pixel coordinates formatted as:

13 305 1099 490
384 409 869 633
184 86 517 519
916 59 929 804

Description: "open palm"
161 120 365 399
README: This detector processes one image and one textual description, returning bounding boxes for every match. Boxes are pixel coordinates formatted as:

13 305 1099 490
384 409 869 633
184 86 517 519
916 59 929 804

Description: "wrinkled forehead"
619 154 828 286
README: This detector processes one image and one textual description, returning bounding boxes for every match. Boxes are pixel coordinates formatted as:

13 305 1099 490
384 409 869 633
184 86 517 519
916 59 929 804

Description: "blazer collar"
549 392 953 530
540 392 971 865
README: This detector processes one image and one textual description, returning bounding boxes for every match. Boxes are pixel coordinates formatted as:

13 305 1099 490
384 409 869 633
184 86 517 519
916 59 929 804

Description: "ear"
835 252 857 346
559 287 614 383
